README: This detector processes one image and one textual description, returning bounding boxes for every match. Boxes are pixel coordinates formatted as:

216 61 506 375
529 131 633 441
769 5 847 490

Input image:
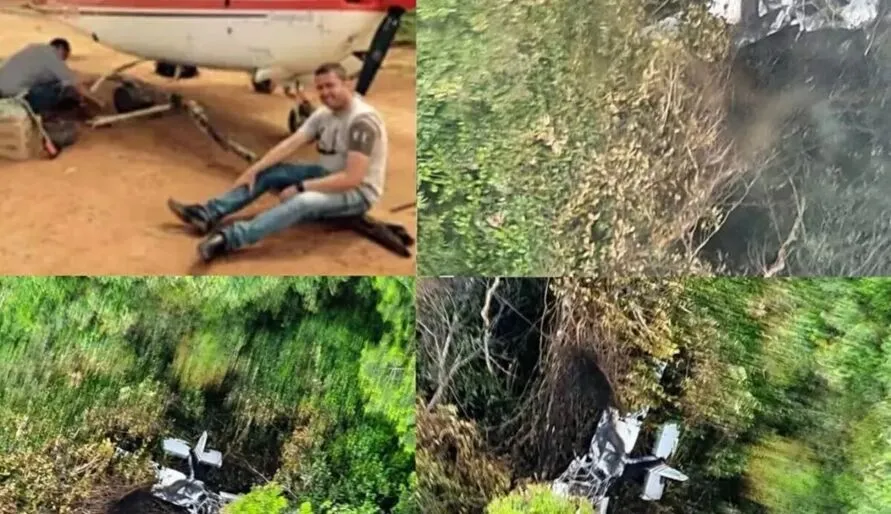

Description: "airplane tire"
155 62 174 77
155 62 199 79
252 78 274 94
288 109 299 133
113 84 155 113
287 102 315 133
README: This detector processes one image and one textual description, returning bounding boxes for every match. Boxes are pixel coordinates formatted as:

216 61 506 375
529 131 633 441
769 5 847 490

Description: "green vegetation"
416 277 891 512
487 485 595 514
0 276 416 514
224 483 288 514
417 0 725 275
418 0 602 274
418 0 891 276
396 10 416 45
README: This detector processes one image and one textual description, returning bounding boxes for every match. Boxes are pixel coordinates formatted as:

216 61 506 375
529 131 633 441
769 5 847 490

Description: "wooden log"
86 104 173 128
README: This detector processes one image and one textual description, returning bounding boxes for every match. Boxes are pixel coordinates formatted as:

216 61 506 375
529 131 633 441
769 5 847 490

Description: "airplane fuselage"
48 0 390 79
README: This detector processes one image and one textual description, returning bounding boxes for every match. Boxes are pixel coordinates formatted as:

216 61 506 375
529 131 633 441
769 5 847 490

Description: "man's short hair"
49 38 71 55
314 62 348 81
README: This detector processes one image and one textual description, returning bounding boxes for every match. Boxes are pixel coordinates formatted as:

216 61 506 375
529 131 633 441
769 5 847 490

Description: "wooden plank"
86 104 173 128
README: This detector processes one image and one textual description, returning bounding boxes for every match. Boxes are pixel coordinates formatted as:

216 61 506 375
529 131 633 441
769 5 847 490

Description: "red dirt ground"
0 8 416 275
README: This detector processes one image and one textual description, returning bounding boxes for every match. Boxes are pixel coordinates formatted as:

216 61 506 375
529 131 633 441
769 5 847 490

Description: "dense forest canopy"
0 276 416 514
416 277 891 513
418 0 891 276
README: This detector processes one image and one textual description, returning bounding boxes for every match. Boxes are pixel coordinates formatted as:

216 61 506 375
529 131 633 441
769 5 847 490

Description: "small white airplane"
552 407 689 512
552 362 688 512
28 0 415 128
111 431 240 513
153 431 241 513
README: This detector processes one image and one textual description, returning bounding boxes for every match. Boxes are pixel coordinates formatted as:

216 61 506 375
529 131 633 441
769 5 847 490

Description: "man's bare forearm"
245 133 308 176
298 150 368 193
74 84 104 107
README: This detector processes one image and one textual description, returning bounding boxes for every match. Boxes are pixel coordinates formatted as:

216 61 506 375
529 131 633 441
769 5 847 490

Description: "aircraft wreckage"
646 0 882 47
708 0 880 47
554 9 889 507
550 363 688 512
115 431 241 514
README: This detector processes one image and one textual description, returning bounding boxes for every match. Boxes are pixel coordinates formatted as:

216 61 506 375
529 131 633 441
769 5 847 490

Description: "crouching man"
167 62 388 262
0 38 98 116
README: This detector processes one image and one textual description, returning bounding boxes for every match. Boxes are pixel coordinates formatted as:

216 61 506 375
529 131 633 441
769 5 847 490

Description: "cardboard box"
0 99 41 161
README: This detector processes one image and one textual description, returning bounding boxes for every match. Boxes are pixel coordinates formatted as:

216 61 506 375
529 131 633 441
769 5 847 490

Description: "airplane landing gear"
287 100 315 133
252 77 274 94
155 61 199 79
112 82 155 114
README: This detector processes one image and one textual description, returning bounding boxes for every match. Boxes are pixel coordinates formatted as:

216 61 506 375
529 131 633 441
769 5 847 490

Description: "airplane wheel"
287 109 299 133
113 83 155 113
180 65 199 78
287 102 315 133
252 78 273 94
155 62 199 79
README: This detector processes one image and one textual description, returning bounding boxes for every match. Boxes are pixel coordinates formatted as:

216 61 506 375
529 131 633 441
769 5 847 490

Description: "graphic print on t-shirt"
316 126 339 155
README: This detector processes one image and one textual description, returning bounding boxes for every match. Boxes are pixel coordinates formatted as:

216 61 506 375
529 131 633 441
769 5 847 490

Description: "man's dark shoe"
198 232 228 262
168 198 213 234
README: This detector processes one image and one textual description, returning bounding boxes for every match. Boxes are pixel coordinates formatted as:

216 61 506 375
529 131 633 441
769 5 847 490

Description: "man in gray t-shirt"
166 61 389 262
0 38 92 115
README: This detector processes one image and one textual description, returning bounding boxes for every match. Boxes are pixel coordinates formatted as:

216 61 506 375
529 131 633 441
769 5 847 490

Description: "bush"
487 484 595 514
417 0 601 274
223 483 288 514
553 3 731 276
418 0 733 275
276 413 413 511
416 403 510 514
0 438 153 513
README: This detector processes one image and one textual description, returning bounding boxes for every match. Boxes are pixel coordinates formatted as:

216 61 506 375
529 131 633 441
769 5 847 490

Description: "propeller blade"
355 6 406 96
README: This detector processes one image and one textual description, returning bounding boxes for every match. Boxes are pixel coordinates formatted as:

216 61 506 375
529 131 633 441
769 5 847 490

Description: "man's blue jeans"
203 163 370 250
23 81 77 115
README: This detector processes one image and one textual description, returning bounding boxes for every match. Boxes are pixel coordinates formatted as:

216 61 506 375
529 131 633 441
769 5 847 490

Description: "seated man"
167 62 388 262
0 38 96 116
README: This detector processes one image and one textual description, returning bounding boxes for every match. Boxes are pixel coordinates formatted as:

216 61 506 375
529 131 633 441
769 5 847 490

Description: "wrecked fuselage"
551 362 687 512
551 407 687 512
114 431 241 514
709 0 880 47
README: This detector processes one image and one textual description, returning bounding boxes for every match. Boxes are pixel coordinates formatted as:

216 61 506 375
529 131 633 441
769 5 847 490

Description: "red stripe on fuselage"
56 0 393 11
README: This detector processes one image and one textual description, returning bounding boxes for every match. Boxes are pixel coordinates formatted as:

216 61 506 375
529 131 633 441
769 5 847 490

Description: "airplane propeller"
288 1 413 132
355 3 412 96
